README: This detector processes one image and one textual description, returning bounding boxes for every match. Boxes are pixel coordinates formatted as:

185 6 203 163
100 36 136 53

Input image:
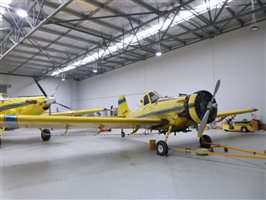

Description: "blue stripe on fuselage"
5 115 18 128
0 102 29 112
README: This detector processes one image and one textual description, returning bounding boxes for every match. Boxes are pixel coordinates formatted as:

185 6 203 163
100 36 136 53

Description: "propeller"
34 77 48 97
197 80 220 138
56 102 71 110
33 77 72 114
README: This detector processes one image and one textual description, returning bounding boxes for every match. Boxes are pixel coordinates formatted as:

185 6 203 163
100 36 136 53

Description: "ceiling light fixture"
16 9 28 18
92 62 98 73
61 73 65 81
155 33 162 57
155 51 162 56
249 0 260 31
51 0 232 76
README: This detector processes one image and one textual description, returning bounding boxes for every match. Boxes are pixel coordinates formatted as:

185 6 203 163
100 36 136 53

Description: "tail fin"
118 96 130 117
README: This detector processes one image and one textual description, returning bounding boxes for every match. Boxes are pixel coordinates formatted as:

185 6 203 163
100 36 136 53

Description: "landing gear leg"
156 126 172 156
199 134 212 149
121 129 125 138
41 129 51 141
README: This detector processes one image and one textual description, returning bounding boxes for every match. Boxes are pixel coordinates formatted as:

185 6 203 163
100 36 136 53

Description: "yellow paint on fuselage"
127 96 190 130
0 96 49 115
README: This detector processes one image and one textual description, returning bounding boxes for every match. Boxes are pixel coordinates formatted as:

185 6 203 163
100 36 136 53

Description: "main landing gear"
156 140 169 156
121 129 125 138
156 126 172 156
41 129 51 141
199 134 212 149
155 130 213 157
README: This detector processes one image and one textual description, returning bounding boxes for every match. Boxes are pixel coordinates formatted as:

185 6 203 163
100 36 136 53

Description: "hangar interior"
0 0 266 199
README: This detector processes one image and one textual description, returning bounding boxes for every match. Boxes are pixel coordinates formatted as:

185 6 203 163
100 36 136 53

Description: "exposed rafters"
0 0 265 81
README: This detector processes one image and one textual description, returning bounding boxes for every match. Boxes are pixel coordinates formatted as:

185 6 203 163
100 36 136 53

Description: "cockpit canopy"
142 90 162 106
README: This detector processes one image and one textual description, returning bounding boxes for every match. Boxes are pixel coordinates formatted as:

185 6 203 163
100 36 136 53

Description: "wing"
216 108 257 122
42 108 106 116
0 115 166 129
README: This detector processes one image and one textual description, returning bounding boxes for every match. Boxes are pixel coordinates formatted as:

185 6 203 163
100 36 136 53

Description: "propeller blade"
33 77 48 97
56 102 72 110
211 79 221 101
197 109 210 138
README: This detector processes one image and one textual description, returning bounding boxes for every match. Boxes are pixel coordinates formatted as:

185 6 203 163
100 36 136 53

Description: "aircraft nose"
45 97 56 105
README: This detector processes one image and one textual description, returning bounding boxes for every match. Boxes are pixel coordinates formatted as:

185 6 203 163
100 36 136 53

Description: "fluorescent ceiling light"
16 9 28 18
155 51 162 56
51 0 232 76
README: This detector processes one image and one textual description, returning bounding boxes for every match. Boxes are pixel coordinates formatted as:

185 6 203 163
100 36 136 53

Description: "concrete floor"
0 128 265 199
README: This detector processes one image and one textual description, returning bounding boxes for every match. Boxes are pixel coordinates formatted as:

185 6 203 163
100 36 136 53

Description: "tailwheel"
199 134 212 149
156 140 169 156
41 129 51 141
121 130 125 138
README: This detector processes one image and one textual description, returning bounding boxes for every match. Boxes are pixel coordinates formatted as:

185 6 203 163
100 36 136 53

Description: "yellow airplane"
0 78 105 145
0 80 257 155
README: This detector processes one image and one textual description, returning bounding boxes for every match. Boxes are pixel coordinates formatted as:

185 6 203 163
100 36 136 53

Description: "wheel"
199 134 212 149
0 138 1 146
224 147 228 152
41 129 51 141
156 140 168 156
121 131 125 138
241 126 248 133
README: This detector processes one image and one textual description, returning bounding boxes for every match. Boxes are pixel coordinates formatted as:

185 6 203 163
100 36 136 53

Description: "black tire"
0 138 1 146
224 147 228 153
41 129 51 141
241 126 248 133
156 140 168 156
121 131 125 138
199 134 212 149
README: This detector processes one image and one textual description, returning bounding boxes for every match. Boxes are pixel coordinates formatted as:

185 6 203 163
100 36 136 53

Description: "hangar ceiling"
0 0 266 81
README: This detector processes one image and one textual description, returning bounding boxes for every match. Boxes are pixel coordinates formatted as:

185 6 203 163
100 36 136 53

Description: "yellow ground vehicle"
223 121 254 133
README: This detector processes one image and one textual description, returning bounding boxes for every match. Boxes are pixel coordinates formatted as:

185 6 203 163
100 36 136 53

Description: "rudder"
118 96 130 117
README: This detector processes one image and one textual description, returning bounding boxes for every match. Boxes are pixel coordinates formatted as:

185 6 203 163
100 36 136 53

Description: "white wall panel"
78 22 266 123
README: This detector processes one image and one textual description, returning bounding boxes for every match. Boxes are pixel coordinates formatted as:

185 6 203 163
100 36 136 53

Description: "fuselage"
0 96 51 115
126 90 217 133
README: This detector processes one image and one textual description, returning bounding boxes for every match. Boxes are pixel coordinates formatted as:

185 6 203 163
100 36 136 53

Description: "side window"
143 95 149 105
149 92 159 103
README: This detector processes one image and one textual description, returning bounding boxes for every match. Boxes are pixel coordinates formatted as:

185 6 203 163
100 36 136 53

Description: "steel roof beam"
49 11 167 23
30 36 88 51
44 0 122 32
42 0 196 77
0 0 73 60
49 21 112 40
131 0 188 44
39 27 99 44
80 6 266 80
5 55 54 64
9 49 67 60
226 6 244 26
257 0 266 14
86 0 171 49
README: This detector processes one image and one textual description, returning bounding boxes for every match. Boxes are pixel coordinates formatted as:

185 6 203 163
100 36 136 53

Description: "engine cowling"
188 90 217 124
